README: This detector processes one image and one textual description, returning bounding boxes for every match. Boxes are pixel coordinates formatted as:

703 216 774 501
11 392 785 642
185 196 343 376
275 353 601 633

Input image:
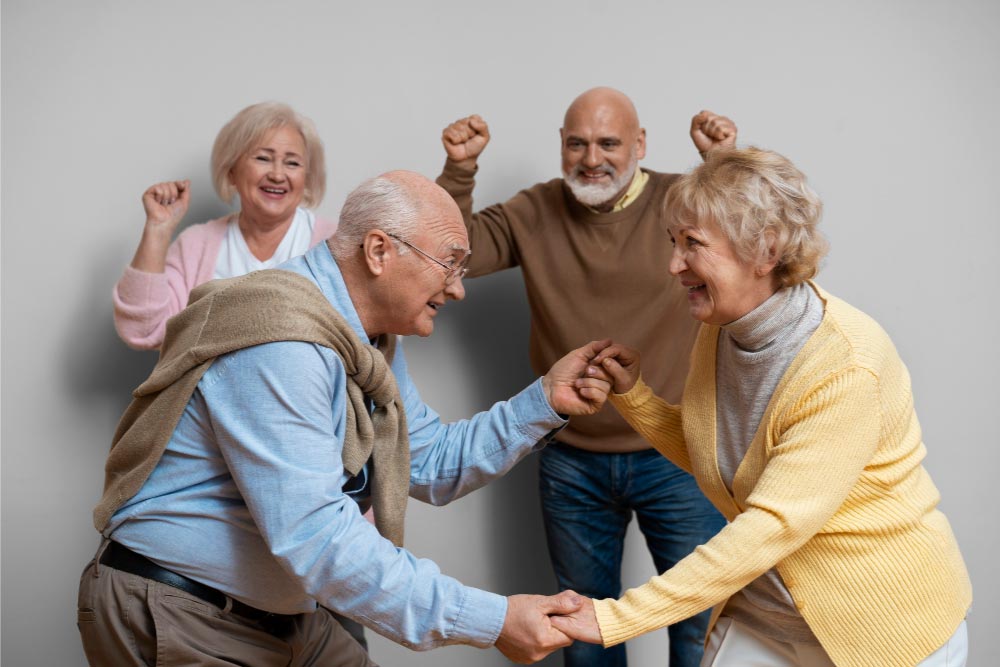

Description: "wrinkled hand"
690 110 737 156
589 343 642 394
542 339 614 415
549 593 603 645
495 591 582 664
142 179 190 233
441 114 490 165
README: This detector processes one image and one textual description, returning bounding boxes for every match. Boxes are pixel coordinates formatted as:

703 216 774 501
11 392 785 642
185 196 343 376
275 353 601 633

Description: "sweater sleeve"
609 377 691 473
112 227 204 350
435 159 519 277
595 366 882 646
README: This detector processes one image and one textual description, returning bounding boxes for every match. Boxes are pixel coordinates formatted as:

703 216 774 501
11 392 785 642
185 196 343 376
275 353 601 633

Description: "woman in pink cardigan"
113 102 337 350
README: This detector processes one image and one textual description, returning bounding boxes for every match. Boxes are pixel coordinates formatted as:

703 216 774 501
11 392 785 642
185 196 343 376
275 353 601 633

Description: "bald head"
380 169 461 223
563 87 640 136
560 87 646 210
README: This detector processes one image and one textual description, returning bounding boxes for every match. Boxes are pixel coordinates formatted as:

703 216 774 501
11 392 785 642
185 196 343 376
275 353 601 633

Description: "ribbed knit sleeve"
608 377 691 473
595 366 882 647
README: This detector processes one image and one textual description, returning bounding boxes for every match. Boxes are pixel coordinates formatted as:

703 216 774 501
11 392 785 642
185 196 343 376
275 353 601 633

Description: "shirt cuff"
449 587 508 648
510 379 568 444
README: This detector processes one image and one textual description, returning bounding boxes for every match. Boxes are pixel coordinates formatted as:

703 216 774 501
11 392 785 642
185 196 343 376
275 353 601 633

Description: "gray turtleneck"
716 282 825 645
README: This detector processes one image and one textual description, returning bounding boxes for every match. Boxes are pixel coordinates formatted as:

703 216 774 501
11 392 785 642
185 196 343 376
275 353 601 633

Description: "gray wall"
3 1 997 665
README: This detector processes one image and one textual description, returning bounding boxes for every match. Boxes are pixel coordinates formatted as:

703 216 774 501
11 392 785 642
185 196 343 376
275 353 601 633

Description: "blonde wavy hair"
665 147 828 287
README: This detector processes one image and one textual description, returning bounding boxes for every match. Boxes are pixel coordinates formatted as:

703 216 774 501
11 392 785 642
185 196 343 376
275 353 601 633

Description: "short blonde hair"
210 102 326 208
665 147 827 287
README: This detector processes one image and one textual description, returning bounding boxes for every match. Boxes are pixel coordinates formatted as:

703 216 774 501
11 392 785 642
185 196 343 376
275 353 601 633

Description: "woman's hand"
129 180 191 273
549 593 603 645
590 343 642 394
142 180 191 234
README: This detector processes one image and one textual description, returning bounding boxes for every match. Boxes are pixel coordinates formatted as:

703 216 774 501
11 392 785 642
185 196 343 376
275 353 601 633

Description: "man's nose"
445 276 466 301
583 144 602 168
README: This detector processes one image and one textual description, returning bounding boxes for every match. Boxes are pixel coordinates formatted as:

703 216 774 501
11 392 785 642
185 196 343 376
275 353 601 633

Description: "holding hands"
589 343 643 395
497 591 603 663
542 339 616 415
441 114 491 167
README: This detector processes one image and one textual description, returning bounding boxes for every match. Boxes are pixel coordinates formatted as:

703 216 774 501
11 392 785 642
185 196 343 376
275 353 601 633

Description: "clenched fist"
441 114 491 165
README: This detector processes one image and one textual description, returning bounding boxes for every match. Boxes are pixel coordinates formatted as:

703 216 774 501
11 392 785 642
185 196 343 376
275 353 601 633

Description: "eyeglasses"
386 233 470 285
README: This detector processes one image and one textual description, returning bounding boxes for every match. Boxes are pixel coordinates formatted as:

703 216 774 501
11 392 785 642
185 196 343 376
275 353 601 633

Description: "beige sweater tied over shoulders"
93 269 411 546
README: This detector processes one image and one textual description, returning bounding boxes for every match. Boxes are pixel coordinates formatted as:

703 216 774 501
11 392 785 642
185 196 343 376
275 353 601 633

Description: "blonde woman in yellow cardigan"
551 147 971 667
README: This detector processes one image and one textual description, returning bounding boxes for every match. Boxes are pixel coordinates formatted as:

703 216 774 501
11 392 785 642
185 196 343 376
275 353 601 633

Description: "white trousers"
701 616 968 667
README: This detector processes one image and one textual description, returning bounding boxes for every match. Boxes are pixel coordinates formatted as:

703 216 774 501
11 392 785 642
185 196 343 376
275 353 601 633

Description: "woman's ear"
756 233 780 277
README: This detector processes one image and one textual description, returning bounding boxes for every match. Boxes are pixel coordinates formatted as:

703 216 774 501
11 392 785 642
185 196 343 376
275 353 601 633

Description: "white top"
213 207 316 279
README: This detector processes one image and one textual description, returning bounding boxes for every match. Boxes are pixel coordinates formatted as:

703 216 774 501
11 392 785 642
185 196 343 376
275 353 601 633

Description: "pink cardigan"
113 213 338 350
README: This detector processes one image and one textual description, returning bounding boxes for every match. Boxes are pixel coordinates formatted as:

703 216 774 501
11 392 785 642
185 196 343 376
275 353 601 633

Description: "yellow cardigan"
597 284 971 667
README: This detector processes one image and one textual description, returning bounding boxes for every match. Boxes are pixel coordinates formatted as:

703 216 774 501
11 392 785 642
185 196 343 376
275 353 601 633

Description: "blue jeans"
540 441 726 667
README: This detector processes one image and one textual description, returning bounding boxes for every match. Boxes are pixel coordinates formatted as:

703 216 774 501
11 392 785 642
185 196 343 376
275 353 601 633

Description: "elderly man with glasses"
80 170 615 667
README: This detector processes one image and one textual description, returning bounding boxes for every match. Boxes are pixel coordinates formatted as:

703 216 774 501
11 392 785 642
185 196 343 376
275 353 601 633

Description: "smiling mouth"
427 302 441 312
261 186 287 195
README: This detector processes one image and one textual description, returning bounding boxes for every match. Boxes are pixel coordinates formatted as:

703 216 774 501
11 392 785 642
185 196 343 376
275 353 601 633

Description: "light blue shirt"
107 242 566 650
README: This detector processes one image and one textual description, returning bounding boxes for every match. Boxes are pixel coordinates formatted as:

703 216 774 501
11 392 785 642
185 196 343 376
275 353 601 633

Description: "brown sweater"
437 161 699 453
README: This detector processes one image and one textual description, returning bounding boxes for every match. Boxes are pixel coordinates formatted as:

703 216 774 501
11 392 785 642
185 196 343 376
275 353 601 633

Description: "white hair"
328 177 420 259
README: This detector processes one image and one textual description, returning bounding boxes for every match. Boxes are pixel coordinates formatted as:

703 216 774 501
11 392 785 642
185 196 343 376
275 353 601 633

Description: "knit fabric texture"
95 268 411 546
598 284 971 667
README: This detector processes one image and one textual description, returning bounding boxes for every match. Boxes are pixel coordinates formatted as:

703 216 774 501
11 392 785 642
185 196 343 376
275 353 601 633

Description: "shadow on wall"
447 270 561 588
64 242 159 426
64 198 228 445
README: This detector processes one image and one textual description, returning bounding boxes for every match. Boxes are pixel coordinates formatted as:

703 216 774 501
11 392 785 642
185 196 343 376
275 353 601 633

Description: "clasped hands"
496 591 602 664
541 340 641 416
501 342 641 663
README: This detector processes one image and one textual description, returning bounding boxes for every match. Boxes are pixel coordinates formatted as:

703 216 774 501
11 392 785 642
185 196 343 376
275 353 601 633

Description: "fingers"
538 590 584 615
442 115 488 145
600 357 632 387
590 342 634 365
691 109 737 151
143 180 188 206
468 114 490 140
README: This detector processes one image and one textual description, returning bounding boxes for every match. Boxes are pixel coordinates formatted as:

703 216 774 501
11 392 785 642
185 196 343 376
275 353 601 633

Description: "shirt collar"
300 242 370 342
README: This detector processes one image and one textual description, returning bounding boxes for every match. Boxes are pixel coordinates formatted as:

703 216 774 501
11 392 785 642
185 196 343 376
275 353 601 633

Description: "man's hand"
690 110 737 157
589 343 642 395
441 114 490 167
495 592 582 664
549 594 604 645
542 339 614 415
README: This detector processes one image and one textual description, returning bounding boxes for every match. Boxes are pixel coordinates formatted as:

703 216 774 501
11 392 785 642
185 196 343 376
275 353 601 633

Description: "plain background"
2 1 998 665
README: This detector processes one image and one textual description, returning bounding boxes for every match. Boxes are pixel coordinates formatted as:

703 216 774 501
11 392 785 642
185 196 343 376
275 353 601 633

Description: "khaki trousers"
77 542 377 667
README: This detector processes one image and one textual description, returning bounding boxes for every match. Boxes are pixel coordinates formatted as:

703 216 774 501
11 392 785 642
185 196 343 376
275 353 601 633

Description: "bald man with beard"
436 88 736 667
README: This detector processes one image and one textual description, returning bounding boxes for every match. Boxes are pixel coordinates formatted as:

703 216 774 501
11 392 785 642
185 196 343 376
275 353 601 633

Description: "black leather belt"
100 541 294 622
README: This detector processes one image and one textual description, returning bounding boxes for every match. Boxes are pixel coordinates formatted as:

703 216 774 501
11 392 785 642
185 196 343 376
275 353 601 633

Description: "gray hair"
328 177 420 260
210 101 327 208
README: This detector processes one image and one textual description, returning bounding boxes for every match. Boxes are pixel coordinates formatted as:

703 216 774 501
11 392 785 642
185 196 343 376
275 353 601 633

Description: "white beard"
564 150 638 208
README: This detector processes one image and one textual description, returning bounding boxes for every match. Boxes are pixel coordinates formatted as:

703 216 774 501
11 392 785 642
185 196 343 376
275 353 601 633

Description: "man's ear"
361 230 393 277
635 128 647 161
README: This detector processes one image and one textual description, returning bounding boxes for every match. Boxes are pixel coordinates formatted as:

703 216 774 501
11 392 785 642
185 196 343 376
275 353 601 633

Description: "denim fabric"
540 441 726 667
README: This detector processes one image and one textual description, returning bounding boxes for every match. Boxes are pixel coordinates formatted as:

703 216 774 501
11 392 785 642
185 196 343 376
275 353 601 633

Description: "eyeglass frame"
383 232 471 285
